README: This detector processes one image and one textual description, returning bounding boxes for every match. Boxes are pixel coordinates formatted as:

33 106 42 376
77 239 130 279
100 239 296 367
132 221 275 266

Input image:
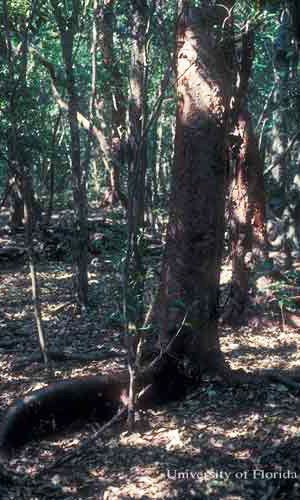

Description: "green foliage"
0 0 298 263
259 270 300 312
5 0 31 18
0 0 177 204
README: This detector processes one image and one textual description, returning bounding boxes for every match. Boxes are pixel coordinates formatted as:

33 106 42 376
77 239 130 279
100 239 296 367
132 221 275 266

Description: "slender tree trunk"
128 0 148 230
45 111 62 226
269 5 295 268
23 168 49 366
65 44 89 306
52 0 89 307
3 1 41 231
154 2 233 374
3 1 48 362
247 114 267 261
122 0 150 335
8 178 24 229
94 0 127 208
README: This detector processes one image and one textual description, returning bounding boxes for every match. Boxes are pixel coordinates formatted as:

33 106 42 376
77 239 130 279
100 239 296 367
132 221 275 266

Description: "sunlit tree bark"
154 1 233 375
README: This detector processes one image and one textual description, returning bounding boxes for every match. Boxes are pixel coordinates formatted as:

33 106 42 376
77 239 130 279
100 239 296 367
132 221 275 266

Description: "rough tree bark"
154 1 233 375
225 30 267 323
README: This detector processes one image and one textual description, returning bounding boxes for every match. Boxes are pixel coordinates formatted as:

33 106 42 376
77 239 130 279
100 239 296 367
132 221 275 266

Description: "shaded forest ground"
0 206 300 499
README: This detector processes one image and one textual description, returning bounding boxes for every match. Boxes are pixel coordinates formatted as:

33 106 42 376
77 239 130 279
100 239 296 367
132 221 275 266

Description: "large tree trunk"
154 2 232 374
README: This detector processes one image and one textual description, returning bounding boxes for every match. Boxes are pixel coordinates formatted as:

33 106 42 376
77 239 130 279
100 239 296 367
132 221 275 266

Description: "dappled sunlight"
221 324 300 371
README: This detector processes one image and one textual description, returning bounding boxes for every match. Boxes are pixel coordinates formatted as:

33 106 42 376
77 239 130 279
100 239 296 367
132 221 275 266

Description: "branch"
264 130 300 176
29 46 111 160
256 83 275 132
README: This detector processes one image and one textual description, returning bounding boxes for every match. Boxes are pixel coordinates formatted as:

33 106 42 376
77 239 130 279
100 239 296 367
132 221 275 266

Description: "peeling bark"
155 3 233 374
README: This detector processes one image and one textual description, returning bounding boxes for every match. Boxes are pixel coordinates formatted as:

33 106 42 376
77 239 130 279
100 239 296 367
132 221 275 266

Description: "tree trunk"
269 6 295 268
52 0 89 307
45 112 62 226
225 30 267 323
23 168 48 366
154 2 232 374
96 0 127 208
128 0 148 230
227 109 267 323
3 6 42 232
8 180 24 229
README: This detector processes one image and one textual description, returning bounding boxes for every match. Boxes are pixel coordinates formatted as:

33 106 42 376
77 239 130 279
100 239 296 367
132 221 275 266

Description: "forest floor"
0 206 300 500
